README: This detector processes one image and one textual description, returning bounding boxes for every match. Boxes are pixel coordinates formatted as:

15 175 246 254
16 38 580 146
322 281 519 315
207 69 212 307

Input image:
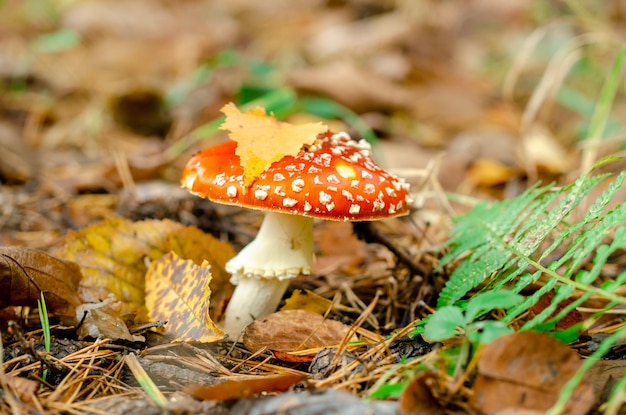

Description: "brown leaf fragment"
399 373 448 415
470 332 595 415
0 121 35 184
184 373 305 401
145 252 224 342
529 290 584 332
583 360 626 402
75 296 142 341
243 309 356 362
0 246 82 318
0 374 38 404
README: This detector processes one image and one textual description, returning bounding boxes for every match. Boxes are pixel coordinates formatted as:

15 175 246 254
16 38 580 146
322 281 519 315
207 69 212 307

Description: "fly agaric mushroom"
181 131 412 337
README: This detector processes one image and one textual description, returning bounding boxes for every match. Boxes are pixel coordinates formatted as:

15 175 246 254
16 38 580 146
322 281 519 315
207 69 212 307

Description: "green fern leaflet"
438 159 626 324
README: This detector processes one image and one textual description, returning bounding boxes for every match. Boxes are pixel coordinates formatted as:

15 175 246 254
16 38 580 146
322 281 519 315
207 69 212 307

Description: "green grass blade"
125 353 167 407
37 292 51 383
581 45 626 172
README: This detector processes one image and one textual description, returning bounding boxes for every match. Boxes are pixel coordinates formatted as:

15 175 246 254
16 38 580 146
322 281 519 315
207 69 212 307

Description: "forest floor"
1 1 626 414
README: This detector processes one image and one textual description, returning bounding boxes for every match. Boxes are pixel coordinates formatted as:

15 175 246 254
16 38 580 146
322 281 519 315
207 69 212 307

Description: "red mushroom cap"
181 131 412 221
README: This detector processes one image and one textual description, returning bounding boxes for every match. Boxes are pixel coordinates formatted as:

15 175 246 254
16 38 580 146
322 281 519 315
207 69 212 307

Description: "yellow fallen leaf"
145 252 224 342
281 289 359 315
467 158 514 187
57 218 235 320
219 103 328 186
281 289 333 315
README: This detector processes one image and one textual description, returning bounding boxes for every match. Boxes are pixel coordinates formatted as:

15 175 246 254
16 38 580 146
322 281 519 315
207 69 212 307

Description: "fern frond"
438 161 625 311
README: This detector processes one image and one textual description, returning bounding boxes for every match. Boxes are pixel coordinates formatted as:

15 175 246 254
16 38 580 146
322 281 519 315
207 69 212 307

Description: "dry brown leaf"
184 373 305 401
145 252 224 342
58 218 234 319
219 103 327 186
75 296 141 341
243 309 356 362
0 374 38 404
470 331 595 415
0 247 82 319
529 290 584 332
399 373 447 415
583 360 626 401
0 121 35 184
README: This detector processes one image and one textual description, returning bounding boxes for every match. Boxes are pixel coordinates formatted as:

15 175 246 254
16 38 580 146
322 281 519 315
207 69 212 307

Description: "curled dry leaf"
219 103 327 186
184 372 305 401
57 218 234 321
470 331 594 415
243 309 357 362
75 295 142 341
0 246 82 319
145 252 224 342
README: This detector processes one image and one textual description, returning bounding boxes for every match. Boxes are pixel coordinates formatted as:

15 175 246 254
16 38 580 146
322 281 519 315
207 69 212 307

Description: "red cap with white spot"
182 131 412 221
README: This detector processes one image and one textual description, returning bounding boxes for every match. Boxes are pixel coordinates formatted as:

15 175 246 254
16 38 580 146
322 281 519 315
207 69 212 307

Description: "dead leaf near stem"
145 252 224 342
57 218 235 321
243 309 357 362
470 331 594 415
0 246 82 319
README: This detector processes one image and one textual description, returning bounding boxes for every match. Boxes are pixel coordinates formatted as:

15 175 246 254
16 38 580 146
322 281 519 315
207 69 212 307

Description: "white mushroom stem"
223 212 315 337
222 276 290 338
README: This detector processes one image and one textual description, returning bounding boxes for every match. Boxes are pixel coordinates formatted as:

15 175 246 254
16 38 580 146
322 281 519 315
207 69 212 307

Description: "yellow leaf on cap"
219 103 328 187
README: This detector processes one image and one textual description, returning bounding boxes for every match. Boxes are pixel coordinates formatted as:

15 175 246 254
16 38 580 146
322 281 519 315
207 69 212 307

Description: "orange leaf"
0 247 82 318
243 309 356 362
58 218 234 318
219 103 327 187
145 252 224 342
184 373 305 401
